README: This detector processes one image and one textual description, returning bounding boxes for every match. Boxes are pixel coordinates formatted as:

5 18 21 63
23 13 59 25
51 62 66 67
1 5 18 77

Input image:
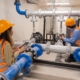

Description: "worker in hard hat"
60 17 80 62
0 20 26 72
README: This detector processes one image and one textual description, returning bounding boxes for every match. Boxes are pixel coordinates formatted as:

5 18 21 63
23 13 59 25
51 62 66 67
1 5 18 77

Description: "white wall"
0 0 43 41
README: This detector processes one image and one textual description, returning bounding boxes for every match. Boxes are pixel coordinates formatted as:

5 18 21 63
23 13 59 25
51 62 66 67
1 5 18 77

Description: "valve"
30 32 43 43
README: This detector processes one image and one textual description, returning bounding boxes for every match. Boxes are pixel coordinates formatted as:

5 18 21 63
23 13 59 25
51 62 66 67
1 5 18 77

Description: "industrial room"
0 0 80 80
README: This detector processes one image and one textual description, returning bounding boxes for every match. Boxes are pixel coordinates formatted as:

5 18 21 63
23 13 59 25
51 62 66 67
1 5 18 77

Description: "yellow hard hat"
65 18 76 27
0 20 14 34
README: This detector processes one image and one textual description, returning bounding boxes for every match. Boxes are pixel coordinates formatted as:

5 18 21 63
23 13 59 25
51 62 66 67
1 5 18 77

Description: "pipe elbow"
14 3 26 16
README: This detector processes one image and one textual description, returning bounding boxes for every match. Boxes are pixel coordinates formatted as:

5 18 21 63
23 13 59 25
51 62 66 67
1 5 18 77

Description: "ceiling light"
47 3 70 6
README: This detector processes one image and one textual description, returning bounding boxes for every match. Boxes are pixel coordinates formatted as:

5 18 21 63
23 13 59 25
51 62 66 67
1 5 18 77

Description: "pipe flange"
30 48 37 59
38 9 42 18
46 42 50 54
31 44 43 57
73 48 80 62
17 53 32 69
66 43 71 55
25 48 37 60
26 9 29 18
44 11 46 17
52 9 55 17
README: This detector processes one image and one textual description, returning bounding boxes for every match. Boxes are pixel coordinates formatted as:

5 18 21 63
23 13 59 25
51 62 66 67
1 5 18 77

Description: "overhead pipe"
14 0 26 16
14 0 80 17
0 44 43 80
27 10 80 17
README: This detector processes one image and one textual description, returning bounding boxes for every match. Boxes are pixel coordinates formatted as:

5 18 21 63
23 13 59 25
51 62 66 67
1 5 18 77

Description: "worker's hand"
19 45 27 53
59 35 65 40
13 46 20 53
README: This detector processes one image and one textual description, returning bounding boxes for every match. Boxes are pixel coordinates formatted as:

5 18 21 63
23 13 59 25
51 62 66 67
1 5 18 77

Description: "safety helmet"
0 20 14 34
65 18 76 27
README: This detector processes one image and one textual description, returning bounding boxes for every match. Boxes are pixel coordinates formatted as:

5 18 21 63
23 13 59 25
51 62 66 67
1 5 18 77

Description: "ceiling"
37 0 80 8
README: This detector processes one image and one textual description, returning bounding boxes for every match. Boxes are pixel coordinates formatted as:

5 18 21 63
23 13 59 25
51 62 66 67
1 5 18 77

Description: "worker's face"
8 27 13 36
68 27 72 30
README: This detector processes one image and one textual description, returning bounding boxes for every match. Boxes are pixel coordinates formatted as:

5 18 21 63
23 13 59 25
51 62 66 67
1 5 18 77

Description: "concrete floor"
18 52 80 80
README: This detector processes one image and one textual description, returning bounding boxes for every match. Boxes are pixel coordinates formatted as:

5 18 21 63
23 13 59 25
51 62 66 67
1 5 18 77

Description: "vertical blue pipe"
14 2 26 16
3 57 27 80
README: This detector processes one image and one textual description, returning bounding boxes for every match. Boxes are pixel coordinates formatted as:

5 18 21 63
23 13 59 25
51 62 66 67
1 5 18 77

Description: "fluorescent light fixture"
47 3 70 6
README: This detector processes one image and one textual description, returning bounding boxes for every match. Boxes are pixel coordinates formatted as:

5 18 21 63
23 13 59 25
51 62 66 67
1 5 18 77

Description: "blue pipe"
1 53 32 80
14 2 26 16
73 48 80 62
31 44 43 57
3 57 27 80
0 44 43 80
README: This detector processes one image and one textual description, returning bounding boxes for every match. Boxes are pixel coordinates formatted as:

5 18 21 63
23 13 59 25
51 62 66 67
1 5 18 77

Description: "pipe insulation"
27 10 80 17
14 42 79 54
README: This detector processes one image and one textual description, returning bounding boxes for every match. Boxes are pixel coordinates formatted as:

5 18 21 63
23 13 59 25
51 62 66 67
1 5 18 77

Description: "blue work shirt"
63 28 80 44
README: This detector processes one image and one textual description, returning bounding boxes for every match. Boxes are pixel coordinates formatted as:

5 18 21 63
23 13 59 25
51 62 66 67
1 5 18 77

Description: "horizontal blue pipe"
14 3 26 16
3 57 27 80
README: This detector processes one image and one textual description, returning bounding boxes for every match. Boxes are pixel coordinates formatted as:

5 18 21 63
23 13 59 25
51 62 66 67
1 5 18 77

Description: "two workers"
0 17 80 73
